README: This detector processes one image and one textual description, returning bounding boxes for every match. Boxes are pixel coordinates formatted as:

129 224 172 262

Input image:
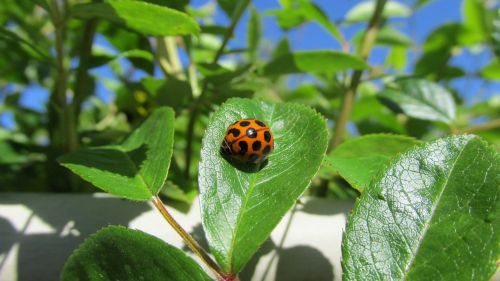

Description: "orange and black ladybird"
221 118 274 165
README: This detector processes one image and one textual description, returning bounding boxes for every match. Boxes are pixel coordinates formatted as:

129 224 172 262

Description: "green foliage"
61 226 212 281
345 1 411 23
198 98 328 274
378 78 457 124
71 0 200 36
1 0 499 280
59 108 175 201
342 135 499 281
326 134 420 191
261 50 368 75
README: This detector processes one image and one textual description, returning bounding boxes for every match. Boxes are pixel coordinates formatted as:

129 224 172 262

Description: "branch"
152 196 225 280
457 119 500 134
329 0 388 151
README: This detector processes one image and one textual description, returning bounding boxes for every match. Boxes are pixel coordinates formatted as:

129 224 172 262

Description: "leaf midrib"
402 138 471 278
226 103 277 273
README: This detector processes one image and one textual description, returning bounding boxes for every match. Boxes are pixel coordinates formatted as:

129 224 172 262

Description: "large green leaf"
326 134 420 192
71 0 199 36
261 50 368 76
345 0 411 23
199 98 328 274
59 107 175 201
378 78 456 124
61 226 212 281
342 135 499 281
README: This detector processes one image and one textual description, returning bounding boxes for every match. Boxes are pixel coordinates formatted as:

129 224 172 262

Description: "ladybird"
221 118 274 165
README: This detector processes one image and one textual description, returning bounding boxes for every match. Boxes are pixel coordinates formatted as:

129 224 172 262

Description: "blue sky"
1 0 498 130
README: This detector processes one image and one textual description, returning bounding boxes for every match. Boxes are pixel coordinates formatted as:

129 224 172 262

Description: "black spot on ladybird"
239 121 250 127
255 120 266 127
238 141 248 155
264 131 271 142
230 128 240 137
252 141 262 151
246 128 257 138
262 145 271 155
248 153 259 163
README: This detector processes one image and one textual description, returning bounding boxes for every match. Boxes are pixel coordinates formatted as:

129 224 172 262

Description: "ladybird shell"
222 119 274 164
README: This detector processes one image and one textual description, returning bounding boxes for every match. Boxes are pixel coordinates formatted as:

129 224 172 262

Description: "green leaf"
326 134 420 192
386 46 407 70
353 26 412 47
378 78 456 124
217 0 237 18
462 0 491 44
71 0 200 36
59 107 175 201
342 135 500 281
345 0 411 24
199 98 328 274
247 7 261 61
298 1 342 41
61 226 212 281
480 58 500 80
268 1 342 43
261 50 368 76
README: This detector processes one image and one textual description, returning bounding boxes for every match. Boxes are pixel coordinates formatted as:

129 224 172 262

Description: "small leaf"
261 50 368 76
59 107 175 201
199 98 328 274
462 0 491 44
480 59 500 80
326 134 420 191
71 0 200 36
342 135 500 281
217 0 237 18
353 26 413 47
345 0 411 23
61 226 212 281
378 78 456 124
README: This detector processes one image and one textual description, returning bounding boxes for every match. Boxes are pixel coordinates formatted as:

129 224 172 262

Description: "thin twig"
457 119 500 134
329 0 388 151
152 195 225 280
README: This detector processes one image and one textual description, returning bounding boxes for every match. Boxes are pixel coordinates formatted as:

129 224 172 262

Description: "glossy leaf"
345 1 411 23
343 135 499 281
326 134 420 192
261 50 368 76
378 79 456 124
61 226 212 281
199 98 328 274
59 107 175 201
71 0 199 36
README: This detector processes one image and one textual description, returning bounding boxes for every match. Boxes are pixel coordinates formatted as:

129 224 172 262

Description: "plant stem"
73 17 98 127
157 37 186 80
52 0 77 153
183 0 251 180
329 0 388 151
152 195 225 280
457 118 500 134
